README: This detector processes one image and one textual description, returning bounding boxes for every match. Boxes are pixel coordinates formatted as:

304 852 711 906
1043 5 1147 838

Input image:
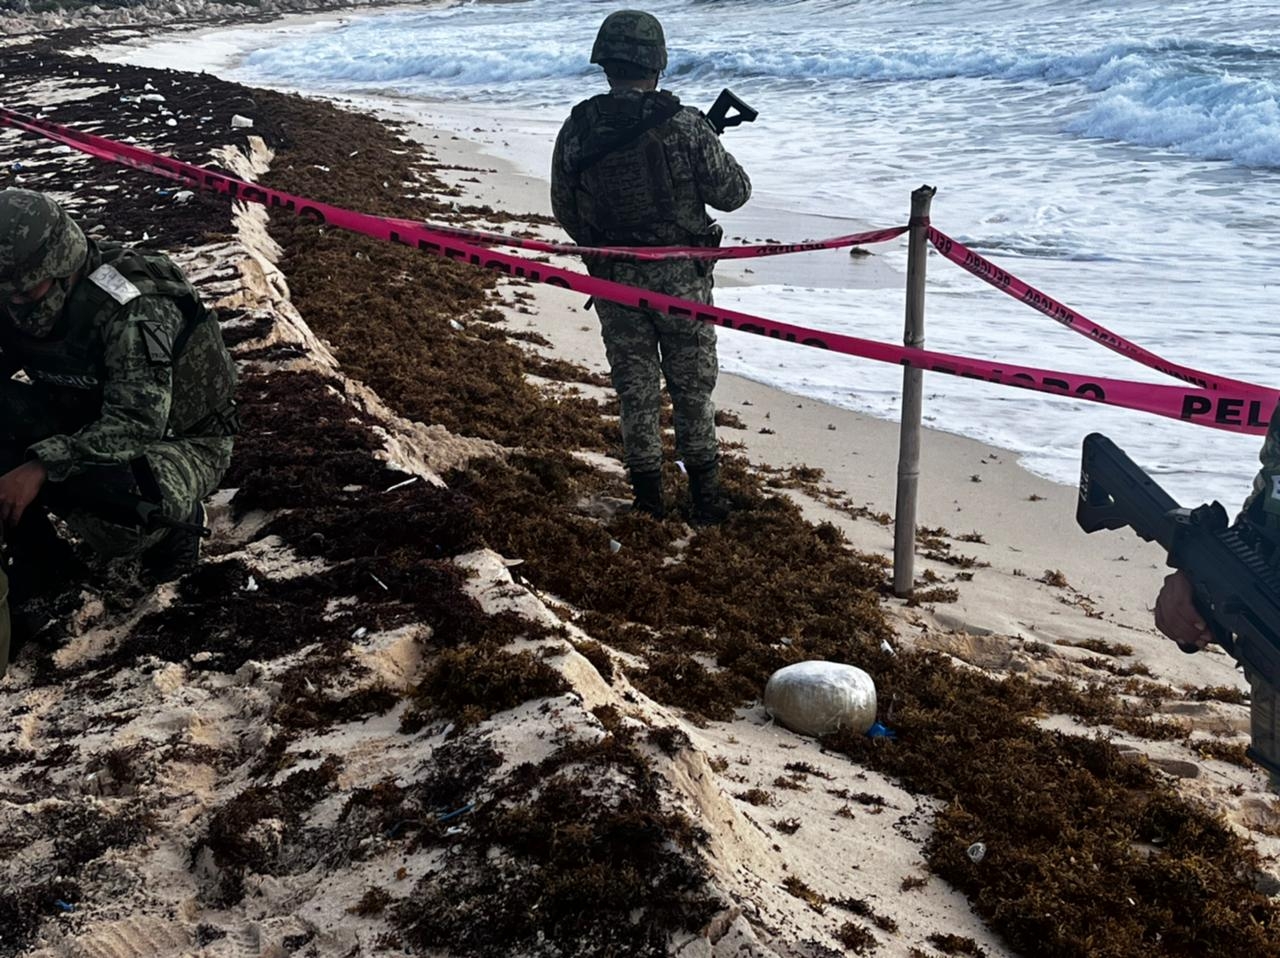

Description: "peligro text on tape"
2 105 1273 435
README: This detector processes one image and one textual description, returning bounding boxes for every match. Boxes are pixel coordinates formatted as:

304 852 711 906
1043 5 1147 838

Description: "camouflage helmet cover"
590 10 668 71
0 189 88 298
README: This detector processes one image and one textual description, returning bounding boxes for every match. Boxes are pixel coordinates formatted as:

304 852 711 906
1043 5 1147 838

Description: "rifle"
43 457 211 538
1076 432 1280 772
1076 431 1280 669
706 88 758 136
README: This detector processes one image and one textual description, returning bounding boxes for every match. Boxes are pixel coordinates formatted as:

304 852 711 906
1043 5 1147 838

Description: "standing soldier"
0 189 238 673
551 9 751 523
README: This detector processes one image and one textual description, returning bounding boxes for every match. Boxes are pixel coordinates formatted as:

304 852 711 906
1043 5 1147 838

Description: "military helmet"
590 10 668 72
0 189 88 299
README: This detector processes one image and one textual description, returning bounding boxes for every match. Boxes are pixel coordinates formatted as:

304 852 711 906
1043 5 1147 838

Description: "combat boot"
688 461 731 526
629 470 665 519
140 502 205 582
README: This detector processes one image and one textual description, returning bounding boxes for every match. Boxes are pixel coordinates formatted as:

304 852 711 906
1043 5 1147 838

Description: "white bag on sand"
763 660 877 737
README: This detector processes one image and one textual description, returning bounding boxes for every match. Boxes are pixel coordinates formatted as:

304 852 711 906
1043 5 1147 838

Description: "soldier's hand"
0 460 48 527
1154 570 1212 650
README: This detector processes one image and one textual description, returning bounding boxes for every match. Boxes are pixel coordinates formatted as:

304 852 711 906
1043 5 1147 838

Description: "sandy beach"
0 7 1278 957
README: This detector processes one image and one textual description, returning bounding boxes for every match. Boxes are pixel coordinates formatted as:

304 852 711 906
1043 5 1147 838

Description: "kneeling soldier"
0 189 238 673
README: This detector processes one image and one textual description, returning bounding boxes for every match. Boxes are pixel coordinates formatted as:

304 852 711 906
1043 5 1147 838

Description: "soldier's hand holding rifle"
0 460 46 527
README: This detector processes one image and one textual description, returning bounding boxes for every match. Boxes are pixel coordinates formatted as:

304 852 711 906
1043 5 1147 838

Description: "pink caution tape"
928 227 1272 397
2 105 1275 436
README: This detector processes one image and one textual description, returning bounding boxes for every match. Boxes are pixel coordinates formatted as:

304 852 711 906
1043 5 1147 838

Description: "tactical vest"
570 91 712 247
0 243 237 437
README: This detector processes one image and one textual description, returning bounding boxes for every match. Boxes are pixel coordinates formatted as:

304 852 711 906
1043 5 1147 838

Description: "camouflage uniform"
1236 402 1280 791
0 190 236 668
550 11 751 499
0 283 234 555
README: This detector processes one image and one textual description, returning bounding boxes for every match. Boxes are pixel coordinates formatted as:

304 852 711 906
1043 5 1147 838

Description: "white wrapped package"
763 660 877 737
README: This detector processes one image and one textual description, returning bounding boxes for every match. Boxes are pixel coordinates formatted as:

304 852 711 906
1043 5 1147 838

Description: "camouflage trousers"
594 262 719 476
1247 667 1280 795
0 379 232 557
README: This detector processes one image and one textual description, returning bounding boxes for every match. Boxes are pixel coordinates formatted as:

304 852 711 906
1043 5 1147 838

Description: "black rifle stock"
706 88 758 135
44 457 211 538
1077 432 1280 693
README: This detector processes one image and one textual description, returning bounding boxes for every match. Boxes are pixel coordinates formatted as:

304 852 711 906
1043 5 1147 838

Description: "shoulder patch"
139 321 175 366
87 264 143 306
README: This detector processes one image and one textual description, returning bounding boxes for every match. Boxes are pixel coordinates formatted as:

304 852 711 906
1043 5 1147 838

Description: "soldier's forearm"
26 433 134 482
711 166 751 212
25 434 84 481
28 389 170 481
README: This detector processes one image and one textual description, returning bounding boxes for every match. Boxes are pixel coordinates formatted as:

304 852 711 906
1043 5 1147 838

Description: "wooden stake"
893 185 937 597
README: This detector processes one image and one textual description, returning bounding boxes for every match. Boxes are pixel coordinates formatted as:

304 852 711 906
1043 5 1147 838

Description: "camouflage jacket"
550 88 751 254
0 242 236 481
1243 402 1280 530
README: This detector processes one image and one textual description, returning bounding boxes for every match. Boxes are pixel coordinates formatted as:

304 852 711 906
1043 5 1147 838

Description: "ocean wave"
240 12 1280 168
1069 68 1280 167
243 35 1156 86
